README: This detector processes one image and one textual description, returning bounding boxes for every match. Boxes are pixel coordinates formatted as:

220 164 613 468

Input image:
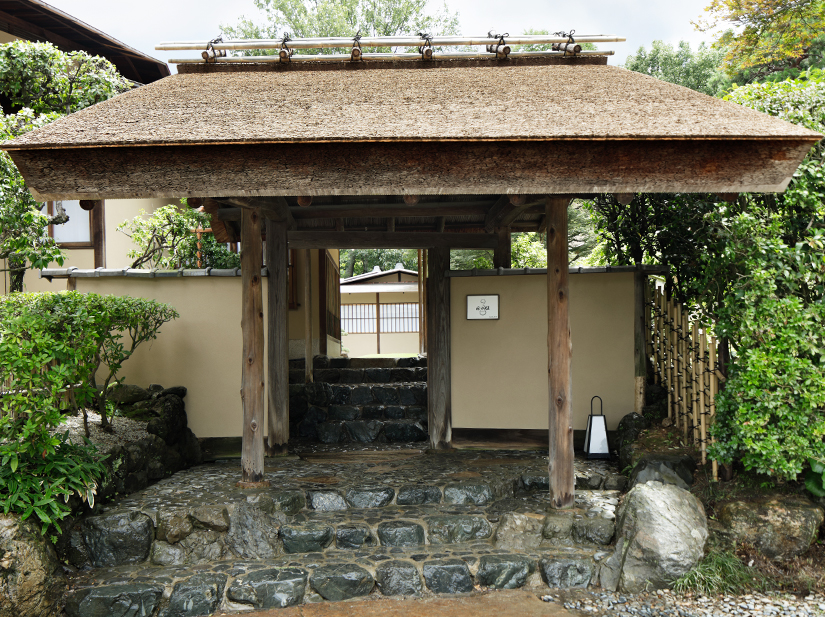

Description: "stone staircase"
288 356 429 444
60 450 624 616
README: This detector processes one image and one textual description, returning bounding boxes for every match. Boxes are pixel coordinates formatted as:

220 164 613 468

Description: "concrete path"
217 589 583 617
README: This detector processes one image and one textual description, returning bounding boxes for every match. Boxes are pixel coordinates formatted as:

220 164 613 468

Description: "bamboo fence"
645 282 721 480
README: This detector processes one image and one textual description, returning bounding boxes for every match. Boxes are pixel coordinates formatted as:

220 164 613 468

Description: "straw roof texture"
4 62 819 150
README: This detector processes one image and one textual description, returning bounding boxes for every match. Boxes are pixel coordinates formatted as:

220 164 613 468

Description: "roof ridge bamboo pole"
157 35 626 51
168 50 615 64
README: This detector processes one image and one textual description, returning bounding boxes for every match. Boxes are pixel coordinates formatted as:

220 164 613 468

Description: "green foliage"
623 40 730 96
0 292 108 541
804 457 825 497
118 202 241 270
672 550 766 595
222 0 459 55
339 248 418 278
0 41 130 291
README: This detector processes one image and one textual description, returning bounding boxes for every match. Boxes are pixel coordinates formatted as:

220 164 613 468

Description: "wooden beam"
304 249 314 383
427 246 451 450
265 215 289 457
387 217 395 232
493 227 511 268
226 196 296 230
499 199 545 228
12 139 817 201
634 271 646 415
287 231 497 249
483 195 512 233
291 202 494 219
537 215 547 233
546 196 573 508
239 208 269 487
90 201 105 269
436 217 446 233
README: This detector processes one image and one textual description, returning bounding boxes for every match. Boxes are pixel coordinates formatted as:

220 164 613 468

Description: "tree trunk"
8 255 25 292
344 251 356 278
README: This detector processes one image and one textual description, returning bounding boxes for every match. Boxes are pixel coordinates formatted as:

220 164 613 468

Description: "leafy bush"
118 202 240 270
0 292 105 540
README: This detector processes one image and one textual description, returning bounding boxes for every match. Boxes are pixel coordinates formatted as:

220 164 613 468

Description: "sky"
44 0 716 69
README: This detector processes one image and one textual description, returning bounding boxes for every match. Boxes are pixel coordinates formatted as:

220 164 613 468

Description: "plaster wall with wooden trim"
451 272 635 431
341 287 421 357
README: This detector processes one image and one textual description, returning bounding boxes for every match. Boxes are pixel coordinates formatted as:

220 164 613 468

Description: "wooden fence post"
546 196 574 509
239 208 269 487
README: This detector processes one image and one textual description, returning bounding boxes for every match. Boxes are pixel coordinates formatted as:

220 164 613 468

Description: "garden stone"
521 474 550 491
281 523 334 553
344 420 384 443
444 482 494 505
397 485 441 505
146 394 187 446
227 567 308 609
109 383 151 405
316 422 345 443
629 454 696 490
413 367 427 381
159 572 226 617
82 510 154 567
179 530 224 563
616 412 650 469
125 443 147 473
539 556 595 588
329 357 349 368
328 405 359 421
310 564 374 601
162 385 187 398
391 368 416 382
365 367 392 383
494 512 545 551
384 420 427 442
330 385 351 405
298 406 326 439
339 369 365 383
345 486 395 508
307 491 348 511
610 481 707 593
336 524 374 549
271 490 306 515
426 515 492 544
190 505 230 532
717 496 824 560
376 560 423 596
315 369 340 383
177 428 202 466
477 554 536 589
573 517 615 545
148 383 164 392
124 470 149 493
305 383 332 406
373 386 400 405
422 559 474 593
542 513 574 541
64 584 164 617
0 514 63 617
361 406 386 420
404 406 428 421
350 386 374 405
150 540 185 566
385 405 405 419
604 473 628 492
377 520 425 547
156 512 193 544
224 504 281 559
313 355 330 369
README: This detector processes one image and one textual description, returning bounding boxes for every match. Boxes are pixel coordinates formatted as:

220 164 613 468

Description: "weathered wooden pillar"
546 196 573 508
303 249 313 383
493 227 511 268
634 270 647 415
265 215 289 457
239 208 269 487
417 249 425 355
427 246 451 449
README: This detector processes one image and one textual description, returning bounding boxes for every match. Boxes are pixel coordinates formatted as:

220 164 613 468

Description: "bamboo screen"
646 282 722 480
342 303 419 334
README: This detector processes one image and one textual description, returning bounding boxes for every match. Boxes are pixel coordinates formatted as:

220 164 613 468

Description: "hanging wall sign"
466 295 499 320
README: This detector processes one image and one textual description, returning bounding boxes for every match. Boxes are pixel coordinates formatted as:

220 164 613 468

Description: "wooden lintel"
287 231 497 249
387 217 395 232
499 199 545 228
292 202 494 219
227 196 296 230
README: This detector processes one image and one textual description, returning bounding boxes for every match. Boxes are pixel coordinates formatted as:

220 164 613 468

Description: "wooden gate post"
427 246 451 450
493 227 512 268
634 270 646 414
265 215 289 457
546 196 574 509
239 208 269 486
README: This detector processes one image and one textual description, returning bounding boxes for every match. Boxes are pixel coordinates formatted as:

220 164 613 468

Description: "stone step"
289 356 428 370
290 367 427 384
65 544 607 616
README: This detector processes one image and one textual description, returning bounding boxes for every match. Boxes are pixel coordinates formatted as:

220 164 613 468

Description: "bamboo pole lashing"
699 329 708 464
691 322 700 445
710 335 719 481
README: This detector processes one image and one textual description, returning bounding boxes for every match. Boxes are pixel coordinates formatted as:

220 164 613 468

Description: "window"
43 200 105 268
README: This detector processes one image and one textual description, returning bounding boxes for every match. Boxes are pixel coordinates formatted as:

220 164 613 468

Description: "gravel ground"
59 410 150 450
546 589 825 616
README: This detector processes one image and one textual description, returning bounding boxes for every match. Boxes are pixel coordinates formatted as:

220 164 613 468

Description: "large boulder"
146 394 188 447
629 454 696 490
602 481 707 593
615 412 650 470
81 510 155 567
717 496 824 560
0 514 64 617
108 383 151 405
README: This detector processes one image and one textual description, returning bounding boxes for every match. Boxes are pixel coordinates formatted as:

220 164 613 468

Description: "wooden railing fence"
645 281 721 480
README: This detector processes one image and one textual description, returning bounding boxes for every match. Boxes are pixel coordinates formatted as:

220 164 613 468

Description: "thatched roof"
3 60 819 150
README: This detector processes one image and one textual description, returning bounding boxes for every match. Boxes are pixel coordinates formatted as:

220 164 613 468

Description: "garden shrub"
0 291 178 540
